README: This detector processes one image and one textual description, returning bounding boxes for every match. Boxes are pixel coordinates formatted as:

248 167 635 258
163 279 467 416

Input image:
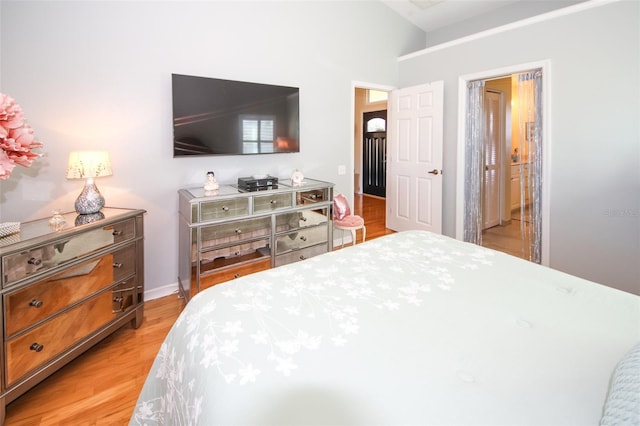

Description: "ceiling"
380 0 583 33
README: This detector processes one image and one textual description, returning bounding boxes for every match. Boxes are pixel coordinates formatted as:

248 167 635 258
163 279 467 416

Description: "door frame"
455 60 552 266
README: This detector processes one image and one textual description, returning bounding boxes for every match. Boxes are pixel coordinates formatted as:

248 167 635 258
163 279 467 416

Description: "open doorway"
353 87 390 197
456 62 550 265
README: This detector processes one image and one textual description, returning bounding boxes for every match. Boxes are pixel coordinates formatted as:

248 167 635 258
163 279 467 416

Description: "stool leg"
341 229 345 248
351 229 356 245
362 225 366 243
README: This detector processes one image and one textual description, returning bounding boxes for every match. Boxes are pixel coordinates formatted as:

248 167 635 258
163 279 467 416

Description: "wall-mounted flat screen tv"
172 74 300 156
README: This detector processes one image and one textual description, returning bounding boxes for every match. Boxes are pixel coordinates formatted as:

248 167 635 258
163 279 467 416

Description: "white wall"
398 0 640 294
423 0 587 47
0 1 425 297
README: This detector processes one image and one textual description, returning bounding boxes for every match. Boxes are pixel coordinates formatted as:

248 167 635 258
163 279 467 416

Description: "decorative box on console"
237 175 279 192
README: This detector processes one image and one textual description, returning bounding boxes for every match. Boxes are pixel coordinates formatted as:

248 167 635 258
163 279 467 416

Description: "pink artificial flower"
0 150 16 180
0 93 43 179
0 94 24 129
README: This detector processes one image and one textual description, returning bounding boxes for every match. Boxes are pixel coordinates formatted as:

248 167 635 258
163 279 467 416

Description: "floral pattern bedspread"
131 230 640 426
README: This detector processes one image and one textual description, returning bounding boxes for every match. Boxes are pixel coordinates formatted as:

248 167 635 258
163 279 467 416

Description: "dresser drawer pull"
234 273 241 279
30 343 44 352
29 299 43 308
222 206 229 212
28 257 42 266
300 236 307 241
112 230 123 236
301 216 308 222
270 200 277 205
113 262 124 268
235 229 242 234
299 255 307 261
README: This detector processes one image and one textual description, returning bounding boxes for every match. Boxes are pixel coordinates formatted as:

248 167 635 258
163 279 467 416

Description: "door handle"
428 169 441 175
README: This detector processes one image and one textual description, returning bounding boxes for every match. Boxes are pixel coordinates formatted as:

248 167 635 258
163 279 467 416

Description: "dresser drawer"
200 217 271 249
275 244 327 267
2 218 135 287
295 188 330 205
201 240 270 273
275 224 328 255
276 208 329 232
200 198 249 222
5 289 122 385
253 193 292 213
199 258 271 291
4 243 136 337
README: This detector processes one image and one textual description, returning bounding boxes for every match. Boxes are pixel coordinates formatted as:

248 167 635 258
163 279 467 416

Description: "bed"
131 230 640 425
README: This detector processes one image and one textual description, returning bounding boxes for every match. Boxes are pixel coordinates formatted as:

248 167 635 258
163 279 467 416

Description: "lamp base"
75 180 105 215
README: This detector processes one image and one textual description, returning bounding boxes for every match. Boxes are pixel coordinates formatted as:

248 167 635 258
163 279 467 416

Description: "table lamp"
66 151 112 215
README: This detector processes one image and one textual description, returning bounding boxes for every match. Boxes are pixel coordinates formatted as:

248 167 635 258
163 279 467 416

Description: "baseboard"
144 281 179 301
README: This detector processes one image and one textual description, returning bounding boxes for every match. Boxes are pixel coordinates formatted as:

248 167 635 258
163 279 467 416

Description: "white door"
386 81 444 233
482 90 502 229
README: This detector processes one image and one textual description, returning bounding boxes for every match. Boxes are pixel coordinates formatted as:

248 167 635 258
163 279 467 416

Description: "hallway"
351 194 395 242
482 219 530 259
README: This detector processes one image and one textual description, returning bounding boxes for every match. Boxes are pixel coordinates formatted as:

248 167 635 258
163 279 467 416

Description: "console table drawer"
200 198 249 222
253 193 292 213
276 208 329 232
275 244 327 267
275 224 328 255
199 258 271 290
5 289 121 386
4 244 136 337
200 240 270 272
200 217 271 248
296 188 330 205
2 218 135 287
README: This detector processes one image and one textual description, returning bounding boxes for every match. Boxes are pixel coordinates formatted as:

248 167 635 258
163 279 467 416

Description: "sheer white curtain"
515 70 543 263
463 80 485 245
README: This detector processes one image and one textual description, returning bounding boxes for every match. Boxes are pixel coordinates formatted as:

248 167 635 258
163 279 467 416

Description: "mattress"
131 230 640 425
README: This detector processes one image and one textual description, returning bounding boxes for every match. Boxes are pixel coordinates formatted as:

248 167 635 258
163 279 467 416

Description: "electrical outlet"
338 165 346 175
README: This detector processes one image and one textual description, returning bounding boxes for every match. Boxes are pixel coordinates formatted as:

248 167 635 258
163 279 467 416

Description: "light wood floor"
481 209 533 261
5 194 393 425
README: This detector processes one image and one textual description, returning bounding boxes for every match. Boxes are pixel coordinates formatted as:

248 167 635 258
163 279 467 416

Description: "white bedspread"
131 231 640 425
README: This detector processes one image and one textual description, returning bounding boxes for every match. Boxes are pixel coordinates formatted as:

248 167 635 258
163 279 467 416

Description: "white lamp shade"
66 151 113 179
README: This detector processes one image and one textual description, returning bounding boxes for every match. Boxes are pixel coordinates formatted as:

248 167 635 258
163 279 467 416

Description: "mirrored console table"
0 207 145 423
178 178 334 301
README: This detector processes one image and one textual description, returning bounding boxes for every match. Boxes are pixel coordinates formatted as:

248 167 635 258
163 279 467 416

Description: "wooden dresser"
0 208 145 422
178 178 333 300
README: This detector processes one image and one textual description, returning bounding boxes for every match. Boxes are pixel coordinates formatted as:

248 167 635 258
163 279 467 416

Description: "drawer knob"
222 206 229 212
29 299 43 308
112 230 123 236
113 262 123 268
299 255 307 261
235 229 242 234
300 236 307 241
233 273 240 279
30 343 44 352
28 257 42 266
270 200 277 205
301 216 308 222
